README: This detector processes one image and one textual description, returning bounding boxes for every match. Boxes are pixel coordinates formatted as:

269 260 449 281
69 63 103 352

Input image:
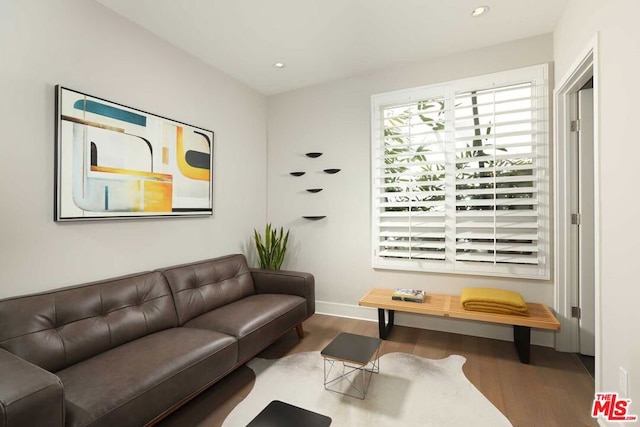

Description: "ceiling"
96 0 568 95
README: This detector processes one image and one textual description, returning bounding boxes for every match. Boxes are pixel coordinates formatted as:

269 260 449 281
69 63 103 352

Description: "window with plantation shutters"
371 65 549 279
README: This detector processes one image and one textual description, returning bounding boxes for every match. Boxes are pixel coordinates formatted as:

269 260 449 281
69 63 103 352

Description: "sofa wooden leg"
295 323 304 338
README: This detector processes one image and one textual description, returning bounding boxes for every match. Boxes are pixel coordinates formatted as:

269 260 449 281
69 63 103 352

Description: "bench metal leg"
377 309 395 340
513 325 531 364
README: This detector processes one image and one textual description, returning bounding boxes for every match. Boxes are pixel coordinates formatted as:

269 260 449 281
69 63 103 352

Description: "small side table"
247 400 331 427
321 332 382 399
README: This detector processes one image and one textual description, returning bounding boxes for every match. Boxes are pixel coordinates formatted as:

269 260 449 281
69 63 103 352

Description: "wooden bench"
358 288 560 364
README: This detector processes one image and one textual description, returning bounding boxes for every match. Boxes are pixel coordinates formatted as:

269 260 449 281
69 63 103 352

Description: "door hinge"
571 119 581 132
572 306 581 319
571 213 581 225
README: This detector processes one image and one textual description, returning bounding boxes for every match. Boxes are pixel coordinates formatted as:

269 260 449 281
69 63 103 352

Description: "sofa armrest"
250 269 315 317
0 348 64 427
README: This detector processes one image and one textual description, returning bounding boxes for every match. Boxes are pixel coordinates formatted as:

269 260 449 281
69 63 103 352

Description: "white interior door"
578 87 595 356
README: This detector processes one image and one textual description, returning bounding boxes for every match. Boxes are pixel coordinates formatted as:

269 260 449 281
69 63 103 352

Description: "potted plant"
253 223 290 270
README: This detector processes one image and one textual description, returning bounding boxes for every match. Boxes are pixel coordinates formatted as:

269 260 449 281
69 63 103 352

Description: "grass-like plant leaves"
253 224 290 270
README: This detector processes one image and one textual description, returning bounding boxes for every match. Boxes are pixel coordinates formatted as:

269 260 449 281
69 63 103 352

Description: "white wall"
268 34 556 345
554 0 640 417
0 0 267 298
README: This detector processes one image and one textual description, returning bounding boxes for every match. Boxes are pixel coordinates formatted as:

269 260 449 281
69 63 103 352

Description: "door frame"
553 33 601 384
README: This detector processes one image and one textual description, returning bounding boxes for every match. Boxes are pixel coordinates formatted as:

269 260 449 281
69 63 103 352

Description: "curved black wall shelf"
302 216 326 220
305 152 323 158
290 171 306 176
323 168 341 174
306 188 323 193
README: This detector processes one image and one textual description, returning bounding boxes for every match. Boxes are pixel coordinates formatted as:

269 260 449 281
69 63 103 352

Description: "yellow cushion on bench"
460 287 529 316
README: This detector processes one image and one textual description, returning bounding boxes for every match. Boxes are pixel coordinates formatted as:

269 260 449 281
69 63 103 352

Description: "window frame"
371 64 550 280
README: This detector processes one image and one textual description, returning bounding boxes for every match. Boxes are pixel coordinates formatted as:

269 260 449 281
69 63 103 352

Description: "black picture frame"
54 86 214 221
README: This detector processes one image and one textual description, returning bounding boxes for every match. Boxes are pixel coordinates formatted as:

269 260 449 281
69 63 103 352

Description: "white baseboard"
315 300 555 348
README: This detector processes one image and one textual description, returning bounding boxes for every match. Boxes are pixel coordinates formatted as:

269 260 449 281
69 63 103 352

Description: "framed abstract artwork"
54 86 213 221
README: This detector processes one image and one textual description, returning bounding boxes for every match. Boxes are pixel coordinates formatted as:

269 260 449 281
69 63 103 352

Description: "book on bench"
391 288 426 303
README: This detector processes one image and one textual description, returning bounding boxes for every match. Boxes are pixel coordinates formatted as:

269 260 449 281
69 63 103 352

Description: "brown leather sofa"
0 254 314 427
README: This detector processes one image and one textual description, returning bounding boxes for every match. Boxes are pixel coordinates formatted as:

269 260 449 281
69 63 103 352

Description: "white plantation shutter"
374 87 448 264
372 65 549 279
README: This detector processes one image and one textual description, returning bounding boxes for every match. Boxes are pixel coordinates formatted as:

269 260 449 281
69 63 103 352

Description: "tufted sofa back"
161 254 255 325
0 271 177 372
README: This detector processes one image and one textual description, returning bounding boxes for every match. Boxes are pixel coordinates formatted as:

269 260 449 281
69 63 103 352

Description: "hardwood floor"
158 314 597 427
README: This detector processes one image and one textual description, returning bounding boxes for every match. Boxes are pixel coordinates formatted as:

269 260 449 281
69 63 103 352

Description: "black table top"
246 400 331 427
320 332 382 365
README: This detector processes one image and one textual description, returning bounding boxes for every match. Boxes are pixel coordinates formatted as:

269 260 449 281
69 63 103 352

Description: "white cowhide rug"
223 351 512 426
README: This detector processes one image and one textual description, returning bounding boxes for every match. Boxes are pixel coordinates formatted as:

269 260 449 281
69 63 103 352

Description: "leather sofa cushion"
0 272 177 372
161 254 256 325
184 294 306 361
57 327 237 427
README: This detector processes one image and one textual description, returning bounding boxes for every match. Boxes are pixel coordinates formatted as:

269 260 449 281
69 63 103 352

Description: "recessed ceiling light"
273 62 285 69
471 6 490 17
